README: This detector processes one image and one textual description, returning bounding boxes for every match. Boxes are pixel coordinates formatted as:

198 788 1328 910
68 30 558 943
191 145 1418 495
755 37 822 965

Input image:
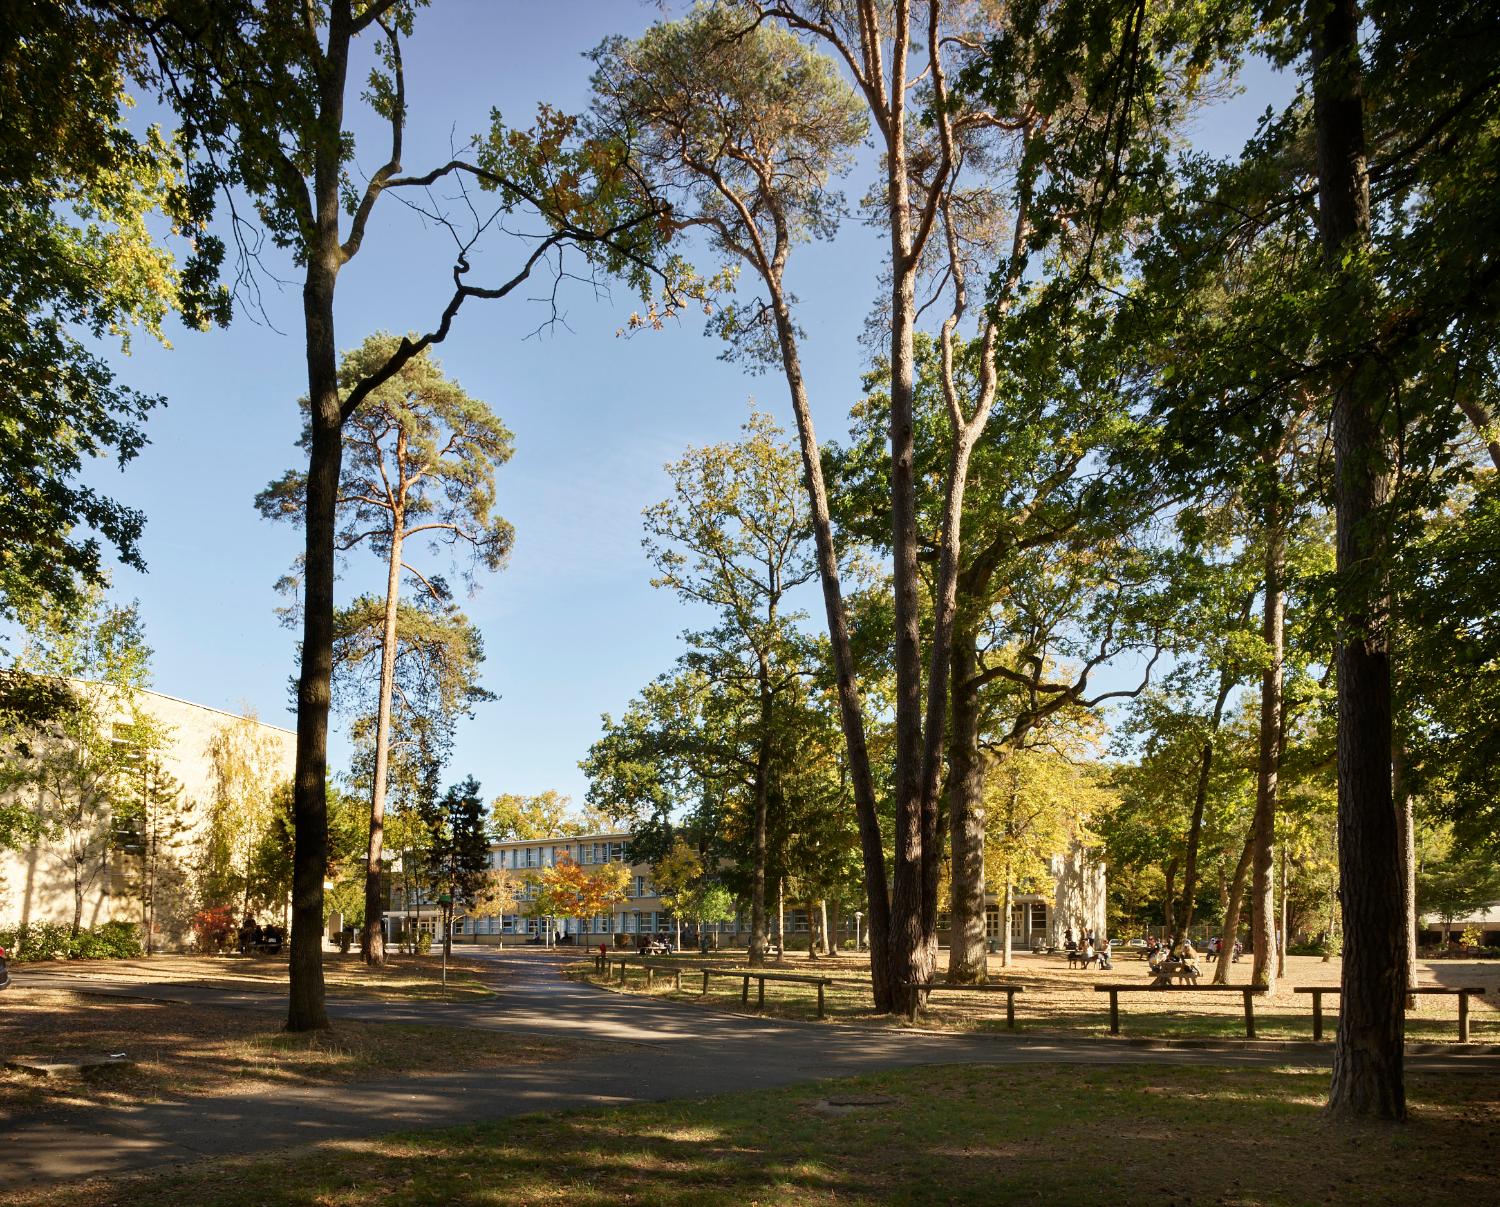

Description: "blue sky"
82 3 1293 805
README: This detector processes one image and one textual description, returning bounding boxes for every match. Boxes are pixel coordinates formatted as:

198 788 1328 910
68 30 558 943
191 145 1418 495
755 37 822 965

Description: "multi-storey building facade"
0 681 296 944
386 829 1106 950
387 831 717 946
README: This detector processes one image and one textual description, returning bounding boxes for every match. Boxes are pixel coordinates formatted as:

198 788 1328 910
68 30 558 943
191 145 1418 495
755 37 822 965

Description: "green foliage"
1399 480 1500 851
0 919 141 961
0 1 226 620
2 587 164 934
588 3 865 348
425 776 491 909
490 791 583 842
200 712 289 912
257 334 516 593
1418 848 1500 931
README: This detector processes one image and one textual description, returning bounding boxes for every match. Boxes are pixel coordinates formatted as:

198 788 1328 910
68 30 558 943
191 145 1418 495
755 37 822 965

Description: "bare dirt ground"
13 949 497 1001
0 985 559 1121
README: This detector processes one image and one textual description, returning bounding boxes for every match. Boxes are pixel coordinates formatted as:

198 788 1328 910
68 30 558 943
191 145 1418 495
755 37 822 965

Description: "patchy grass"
0 988 559 1120
20 951 497 1002
572 952 1500 1043
13 1063 1497 1206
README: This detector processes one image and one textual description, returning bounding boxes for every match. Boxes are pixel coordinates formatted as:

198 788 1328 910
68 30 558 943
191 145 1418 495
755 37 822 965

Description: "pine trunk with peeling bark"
749 688 772 968
946 631 988 983
361 494 405 966
1251 483 1285 991
1394 737 1418 1002
767 289 892 1008
1315 0 1406 1120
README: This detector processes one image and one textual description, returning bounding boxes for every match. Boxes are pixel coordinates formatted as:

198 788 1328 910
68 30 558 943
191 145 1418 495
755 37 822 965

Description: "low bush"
0 921 142 961
191 905 237 954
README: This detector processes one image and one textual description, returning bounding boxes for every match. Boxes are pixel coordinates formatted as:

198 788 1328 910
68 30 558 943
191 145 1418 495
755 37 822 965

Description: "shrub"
0 922 70 961
0 921 143 961
1288 933 1343 960
191 905 237 954
69 921 142 959
415 931 433 955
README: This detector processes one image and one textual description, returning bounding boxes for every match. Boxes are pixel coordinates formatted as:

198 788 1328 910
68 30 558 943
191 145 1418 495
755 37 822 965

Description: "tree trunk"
876 9 940 1019
362 492 406 966
1179 675 1233 940
945 633 987 983
72 867 83 939
1314 0 1405 1120
767 286 891 1008
747 684 772 967
287 261 339 1032
1213 835 1255 985
776 878 785 957
1002 872 1015 969
1278 845 1289 980
1394 736 1418 1003
806 898 818 961
1252 481 1286 991
286 5 359 1033
1162 858 1179 944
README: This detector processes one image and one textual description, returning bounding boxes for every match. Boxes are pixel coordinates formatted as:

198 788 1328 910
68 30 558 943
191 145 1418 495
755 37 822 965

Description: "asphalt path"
3 947 1495 1193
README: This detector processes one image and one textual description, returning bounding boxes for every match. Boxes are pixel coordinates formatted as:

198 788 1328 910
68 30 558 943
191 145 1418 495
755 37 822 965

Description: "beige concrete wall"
0 683 295 939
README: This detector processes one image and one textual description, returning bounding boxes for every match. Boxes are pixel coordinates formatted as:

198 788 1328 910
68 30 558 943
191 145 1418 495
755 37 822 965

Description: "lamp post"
855 911 863 955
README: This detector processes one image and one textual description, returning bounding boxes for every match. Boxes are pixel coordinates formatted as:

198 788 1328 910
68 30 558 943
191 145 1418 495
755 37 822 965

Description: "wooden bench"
599 955 688 992
1066 950 1098 970
1095 983 1269 1037
903 981 1025 1028
1295 985 1488 1042
697 966 836 1019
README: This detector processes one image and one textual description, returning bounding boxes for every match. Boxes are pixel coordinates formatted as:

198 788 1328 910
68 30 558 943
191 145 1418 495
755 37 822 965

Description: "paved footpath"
4 949 1496 1193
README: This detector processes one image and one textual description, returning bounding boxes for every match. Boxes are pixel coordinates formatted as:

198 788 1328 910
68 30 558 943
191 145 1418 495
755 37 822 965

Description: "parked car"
0 943 10 991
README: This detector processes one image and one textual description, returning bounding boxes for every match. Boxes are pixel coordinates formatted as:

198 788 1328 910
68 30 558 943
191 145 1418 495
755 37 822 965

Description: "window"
610 842 625 863
623 913 637 934
581 845 594 866
1030 902 1047 933
633 875 650 899
985 908 1001 940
